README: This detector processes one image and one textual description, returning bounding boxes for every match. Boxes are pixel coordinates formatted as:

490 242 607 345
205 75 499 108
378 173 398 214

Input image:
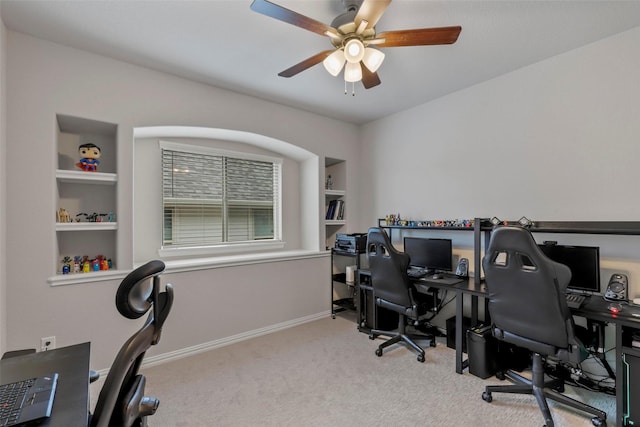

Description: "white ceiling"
2 0 640 124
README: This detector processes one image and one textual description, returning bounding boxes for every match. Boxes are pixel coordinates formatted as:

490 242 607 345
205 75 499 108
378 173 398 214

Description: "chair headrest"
115 260 166 319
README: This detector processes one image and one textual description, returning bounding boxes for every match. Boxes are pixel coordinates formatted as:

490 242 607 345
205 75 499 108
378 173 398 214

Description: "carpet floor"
95 313 616 426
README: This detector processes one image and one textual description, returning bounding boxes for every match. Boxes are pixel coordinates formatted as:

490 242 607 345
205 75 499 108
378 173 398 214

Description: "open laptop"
0 373 58 426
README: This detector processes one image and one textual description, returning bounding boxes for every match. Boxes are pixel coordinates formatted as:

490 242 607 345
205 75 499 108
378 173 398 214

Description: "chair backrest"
91 260 174 427
366 227 412 307
482 226 575 352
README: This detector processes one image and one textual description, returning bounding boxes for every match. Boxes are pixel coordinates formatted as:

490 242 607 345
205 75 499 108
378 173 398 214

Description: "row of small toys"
61 255 112 274
384 214 474 228
56 209 115 223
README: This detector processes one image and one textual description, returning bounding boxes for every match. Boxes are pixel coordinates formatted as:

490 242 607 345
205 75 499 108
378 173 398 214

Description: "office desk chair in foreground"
481 226 606 427
366 227 436 363
91 260 174 427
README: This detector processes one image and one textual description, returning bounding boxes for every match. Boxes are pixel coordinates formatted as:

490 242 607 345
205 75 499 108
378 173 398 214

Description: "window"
161 141 282 250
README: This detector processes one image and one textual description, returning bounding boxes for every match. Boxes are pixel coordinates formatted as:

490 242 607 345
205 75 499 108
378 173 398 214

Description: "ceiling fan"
250 0 461 92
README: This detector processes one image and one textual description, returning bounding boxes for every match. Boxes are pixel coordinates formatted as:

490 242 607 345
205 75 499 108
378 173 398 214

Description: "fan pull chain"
344 81 356 96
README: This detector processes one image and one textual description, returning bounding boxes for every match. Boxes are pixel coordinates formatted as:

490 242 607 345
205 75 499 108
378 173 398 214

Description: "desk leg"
455 289 467 374
471 295 479 326
616 323 623 427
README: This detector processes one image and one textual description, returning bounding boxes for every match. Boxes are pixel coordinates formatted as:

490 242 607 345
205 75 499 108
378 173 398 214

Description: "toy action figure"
76 143 101 172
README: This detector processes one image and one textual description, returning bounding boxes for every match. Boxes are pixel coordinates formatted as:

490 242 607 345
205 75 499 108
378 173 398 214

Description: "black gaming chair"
480 226 606 427
90 260 174 427
366 227 436 363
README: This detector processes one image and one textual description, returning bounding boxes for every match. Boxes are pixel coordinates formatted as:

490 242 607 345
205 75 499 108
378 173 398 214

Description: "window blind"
162 148 281 248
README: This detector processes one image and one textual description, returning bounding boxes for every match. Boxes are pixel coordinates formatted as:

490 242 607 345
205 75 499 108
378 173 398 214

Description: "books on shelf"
326 199 345 221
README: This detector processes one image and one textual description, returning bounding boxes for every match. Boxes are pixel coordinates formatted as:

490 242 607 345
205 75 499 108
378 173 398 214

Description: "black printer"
334 233 367 254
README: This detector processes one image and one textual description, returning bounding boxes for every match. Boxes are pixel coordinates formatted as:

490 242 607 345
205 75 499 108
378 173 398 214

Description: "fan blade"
278 50 335 78
361 63 381 89
376 26 462 47
250 0 335 37
355 0 391 30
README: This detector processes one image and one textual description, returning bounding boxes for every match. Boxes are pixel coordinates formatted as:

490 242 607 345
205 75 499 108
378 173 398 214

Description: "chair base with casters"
481 352 607 427
370 302 436 363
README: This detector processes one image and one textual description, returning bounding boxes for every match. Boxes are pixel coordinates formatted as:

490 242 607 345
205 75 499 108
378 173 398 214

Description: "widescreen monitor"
538 243 601 293
403 237 453 272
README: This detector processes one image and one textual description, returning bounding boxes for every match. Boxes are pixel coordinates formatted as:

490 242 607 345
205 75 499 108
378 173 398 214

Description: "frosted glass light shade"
344 61 362 82
323 49 346 76
362 47 385 72
344 39 365 63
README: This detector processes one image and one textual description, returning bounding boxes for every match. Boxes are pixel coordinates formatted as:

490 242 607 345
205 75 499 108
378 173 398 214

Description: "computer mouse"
432 273 442 280
608 303 622 315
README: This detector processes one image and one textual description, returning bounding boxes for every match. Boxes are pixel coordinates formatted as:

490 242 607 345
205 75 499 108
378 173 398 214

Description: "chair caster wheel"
369 334 375 340
495 371 506 381
591 417 606 427
482 391 492 403
430 339 436 348
375 348 383 357
331 314 336 319
417 354 425 363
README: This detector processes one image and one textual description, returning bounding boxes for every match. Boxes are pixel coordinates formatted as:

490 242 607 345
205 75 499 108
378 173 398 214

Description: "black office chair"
480 226 606 427
366 227 436 363
90 260 174 427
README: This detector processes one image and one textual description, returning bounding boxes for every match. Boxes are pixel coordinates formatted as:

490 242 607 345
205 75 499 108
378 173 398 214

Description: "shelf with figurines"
59 254 114 275
56 208 117 231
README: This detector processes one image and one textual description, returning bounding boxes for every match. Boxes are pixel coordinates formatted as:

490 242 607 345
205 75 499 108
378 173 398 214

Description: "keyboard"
0 374 58 427
566 293 586 309
407 268 428 278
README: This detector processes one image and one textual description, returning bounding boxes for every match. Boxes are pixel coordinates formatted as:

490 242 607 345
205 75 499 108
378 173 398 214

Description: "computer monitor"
403 237 453 272
538 243 601 293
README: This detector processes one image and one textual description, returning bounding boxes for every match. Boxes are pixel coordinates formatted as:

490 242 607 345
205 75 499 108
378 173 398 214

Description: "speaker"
456 258 469 278
604 273 628 302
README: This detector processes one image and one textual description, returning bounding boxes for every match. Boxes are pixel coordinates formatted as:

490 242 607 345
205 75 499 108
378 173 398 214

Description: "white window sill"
158 240 286 258
161 249 329 274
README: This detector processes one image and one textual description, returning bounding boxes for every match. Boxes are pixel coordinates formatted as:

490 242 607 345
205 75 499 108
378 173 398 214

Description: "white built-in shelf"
56 222 118 231
325 220 346 226
325 189 345 197
56 169 117 184
47 269 127 286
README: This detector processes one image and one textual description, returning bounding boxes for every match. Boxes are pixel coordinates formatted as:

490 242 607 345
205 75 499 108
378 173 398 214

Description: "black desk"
0 342 90 427
452 282 640 427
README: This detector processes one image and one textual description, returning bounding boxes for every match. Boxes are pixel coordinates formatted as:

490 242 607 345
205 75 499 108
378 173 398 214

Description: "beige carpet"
104 313 615 426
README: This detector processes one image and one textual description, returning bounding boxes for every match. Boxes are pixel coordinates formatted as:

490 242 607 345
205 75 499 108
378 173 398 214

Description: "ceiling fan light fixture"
344 61 362 82
362 47 385 72
344 39 365 63
323 49 346 76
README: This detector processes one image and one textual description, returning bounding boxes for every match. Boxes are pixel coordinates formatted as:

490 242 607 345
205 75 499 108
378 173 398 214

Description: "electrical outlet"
41 336 56 352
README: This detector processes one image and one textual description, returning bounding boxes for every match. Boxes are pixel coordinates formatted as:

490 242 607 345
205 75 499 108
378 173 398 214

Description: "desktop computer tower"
359 286 398 331
622 350 640 425
446 316 472 353
466 325 498 379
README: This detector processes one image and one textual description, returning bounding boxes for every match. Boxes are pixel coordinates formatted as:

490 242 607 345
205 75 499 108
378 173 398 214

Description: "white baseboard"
92 311 331 380
141 310 330 369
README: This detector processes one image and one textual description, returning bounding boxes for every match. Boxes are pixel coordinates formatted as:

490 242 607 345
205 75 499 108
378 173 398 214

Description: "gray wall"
3 31 360 369
361 27 640 296
0 20 6 355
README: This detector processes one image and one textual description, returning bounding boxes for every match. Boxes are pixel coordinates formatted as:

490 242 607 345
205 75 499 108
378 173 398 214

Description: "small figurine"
76 143 101 172
61 256 72 274
56 208 71 223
